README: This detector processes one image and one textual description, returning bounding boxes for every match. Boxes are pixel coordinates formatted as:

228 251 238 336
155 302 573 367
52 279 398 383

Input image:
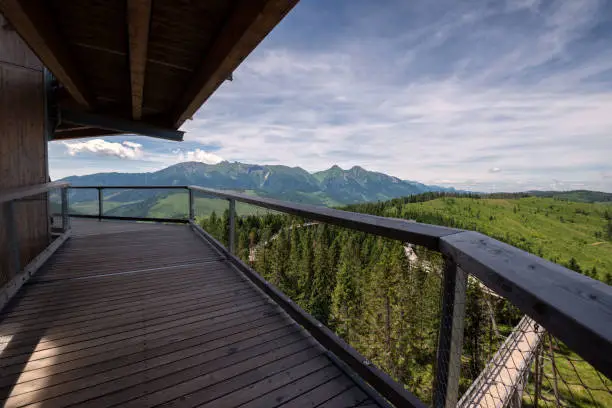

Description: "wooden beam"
127 0 152 120
53 128 122 140
170 0 298 127
0 0 93 108
0 181 69 204
55 125 91 132
60 108 184 141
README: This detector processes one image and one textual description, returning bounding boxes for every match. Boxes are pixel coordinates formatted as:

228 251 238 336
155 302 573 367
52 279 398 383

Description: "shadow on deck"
0 219 381 408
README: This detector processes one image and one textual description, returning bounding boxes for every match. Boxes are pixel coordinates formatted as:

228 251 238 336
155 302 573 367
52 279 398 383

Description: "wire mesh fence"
457 274 611 408
189 191 611 408
521 334 611 408
195 203 448 404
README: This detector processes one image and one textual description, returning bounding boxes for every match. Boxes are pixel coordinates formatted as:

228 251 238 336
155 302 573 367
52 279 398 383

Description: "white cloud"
176 0 612 192
51 1 612 193
177 149 224 164
180 46 612 191
122 141 142 149
63 139 144 160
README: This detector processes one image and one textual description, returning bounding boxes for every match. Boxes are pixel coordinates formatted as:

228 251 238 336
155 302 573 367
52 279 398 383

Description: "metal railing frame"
57 184 612 408
68 185 190 223
1 181 71 271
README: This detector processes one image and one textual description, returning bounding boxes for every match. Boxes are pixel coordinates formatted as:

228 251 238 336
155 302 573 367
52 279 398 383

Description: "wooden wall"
0 13 49 286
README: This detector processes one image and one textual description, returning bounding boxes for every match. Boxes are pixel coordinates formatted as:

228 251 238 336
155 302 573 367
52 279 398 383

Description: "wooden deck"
0 219 382 408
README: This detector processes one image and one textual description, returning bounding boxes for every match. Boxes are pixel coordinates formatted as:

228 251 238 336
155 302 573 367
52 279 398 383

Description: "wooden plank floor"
0 219 382 408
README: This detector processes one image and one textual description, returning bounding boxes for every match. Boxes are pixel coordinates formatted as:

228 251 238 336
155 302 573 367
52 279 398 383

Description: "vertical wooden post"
97 187 103 221
434 258 468 408
44 70 55 242
0 13 48 285
4 201 21 277
188 188 195 221
228 199 235 254
61 187 69 232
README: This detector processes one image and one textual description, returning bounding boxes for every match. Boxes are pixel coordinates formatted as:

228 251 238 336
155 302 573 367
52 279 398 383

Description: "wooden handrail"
58 184 612 379
69 185 188 190
0 181 69 204
441 232 612 377
188 185 612 379
188 185 462 249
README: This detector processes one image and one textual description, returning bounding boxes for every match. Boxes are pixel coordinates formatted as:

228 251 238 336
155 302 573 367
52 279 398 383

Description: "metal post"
189 188 195 220
228 198 235 254
434 258 468 408
4 201 21 277
97 187 103 221
61 187 70 232
548 334 560 407
534 344 543 408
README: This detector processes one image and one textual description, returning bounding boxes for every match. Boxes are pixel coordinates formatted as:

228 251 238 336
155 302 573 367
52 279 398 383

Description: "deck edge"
0 229 71 312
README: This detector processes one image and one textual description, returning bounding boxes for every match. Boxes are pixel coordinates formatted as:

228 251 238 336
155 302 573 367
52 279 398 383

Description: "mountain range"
62 161 457 207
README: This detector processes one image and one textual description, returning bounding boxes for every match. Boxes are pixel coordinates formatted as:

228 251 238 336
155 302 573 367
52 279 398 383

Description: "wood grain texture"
171 0 299 127
3 0 297 137
53 128 121 140
127 0 151 120
0 14 41 70
440 230 612 379
0 0 93 107
0 219 380 407
0 24 48 288
0 181 67 204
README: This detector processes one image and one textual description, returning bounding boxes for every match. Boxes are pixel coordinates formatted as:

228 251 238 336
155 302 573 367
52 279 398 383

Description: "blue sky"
50 0 612 192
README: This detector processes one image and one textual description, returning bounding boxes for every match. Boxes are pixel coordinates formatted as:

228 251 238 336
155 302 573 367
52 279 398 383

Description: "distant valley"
60 161 458 218
58 161 612 221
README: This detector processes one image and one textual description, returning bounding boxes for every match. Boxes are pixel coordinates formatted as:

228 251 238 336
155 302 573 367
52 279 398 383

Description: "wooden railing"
187 186 612 408
55 184 612 408
0 181 71 309
0 181 69 204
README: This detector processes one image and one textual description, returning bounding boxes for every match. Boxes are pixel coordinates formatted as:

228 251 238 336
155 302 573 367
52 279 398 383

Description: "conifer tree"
331 236 362 342
297 227 314 307
309 225 333 323
463 281 489 380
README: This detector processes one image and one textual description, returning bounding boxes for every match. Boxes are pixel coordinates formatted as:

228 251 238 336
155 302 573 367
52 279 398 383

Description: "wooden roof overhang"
0 0 298 141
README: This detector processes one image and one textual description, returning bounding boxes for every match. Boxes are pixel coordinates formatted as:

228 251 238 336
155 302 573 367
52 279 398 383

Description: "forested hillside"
343 193 612 280
528 190 612 203
198 193 612 405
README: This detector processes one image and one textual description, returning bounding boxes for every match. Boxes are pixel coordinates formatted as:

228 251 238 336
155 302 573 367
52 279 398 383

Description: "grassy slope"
146 193 189 219
149 194 269 219
69 200 132 215
387 196 611 278
530 190 612 203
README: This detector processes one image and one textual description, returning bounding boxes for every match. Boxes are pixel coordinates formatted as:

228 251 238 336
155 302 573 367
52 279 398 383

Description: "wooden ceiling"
0 0 298 140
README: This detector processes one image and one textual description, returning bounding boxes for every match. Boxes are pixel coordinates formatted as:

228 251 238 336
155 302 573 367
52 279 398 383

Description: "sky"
49 0 612 192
